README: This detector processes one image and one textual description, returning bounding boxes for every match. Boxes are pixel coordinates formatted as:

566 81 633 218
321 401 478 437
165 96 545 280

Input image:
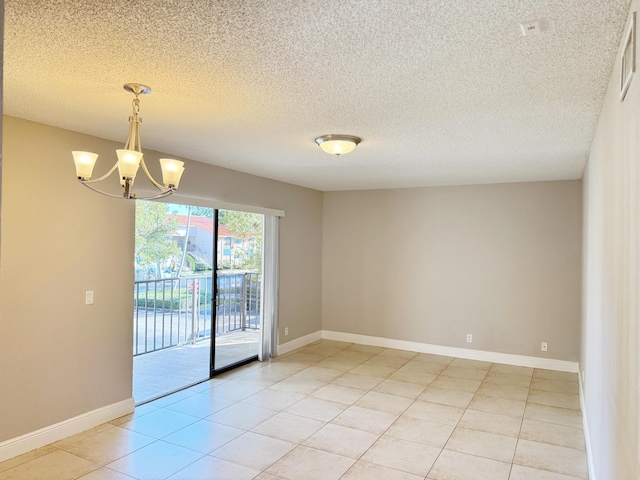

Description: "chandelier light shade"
72 83 185 200
315 134 361 156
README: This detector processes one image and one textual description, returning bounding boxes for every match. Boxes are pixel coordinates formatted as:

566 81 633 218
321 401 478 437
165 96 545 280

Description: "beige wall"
0 117 323 442
581 1 640 477
322 181 582 360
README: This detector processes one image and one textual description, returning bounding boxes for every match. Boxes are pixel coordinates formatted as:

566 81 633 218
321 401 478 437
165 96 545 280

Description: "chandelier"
72 83 185 200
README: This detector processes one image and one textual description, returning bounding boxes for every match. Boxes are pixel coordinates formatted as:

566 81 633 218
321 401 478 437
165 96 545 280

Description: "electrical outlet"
541 341 548 352
85 290 94 305
284 327 289 337
466 334 472 343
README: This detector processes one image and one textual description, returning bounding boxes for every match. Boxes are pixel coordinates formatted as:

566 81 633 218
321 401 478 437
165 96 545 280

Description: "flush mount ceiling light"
72 83 185 200
315 134 361 156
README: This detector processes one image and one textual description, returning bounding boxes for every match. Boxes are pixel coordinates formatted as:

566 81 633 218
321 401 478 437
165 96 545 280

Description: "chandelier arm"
82 161 119 183
139 157 167 191
80 181 132 199
81 181 175 200
133 189 177 201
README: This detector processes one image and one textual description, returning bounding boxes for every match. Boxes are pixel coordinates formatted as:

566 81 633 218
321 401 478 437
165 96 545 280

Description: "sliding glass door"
132 202 266 403
213 209 264 373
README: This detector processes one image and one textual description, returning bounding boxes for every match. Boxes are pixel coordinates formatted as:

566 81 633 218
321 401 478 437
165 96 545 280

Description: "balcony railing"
133 271 261 356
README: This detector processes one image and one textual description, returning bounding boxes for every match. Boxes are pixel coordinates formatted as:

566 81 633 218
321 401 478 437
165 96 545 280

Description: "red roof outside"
170 215 233 237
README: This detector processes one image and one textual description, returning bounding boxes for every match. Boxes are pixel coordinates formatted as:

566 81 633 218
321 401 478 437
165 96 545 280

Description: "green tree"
220 210 263 270
190 206 214 218
135 201 180 279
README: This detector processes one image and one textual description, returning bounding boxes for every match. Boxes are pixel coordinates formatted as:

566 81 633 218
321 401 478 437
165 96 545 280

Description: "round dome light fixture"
315 134 361 156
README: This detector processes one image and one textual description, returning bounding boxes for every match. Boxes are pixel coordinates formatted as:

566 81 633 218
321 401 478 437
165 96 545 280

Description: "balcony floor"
133 329 260 404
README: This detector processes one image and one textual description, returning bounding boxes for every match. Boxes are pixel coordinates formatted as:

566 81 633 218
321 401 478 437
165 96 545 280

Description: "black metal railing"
133 271 261 356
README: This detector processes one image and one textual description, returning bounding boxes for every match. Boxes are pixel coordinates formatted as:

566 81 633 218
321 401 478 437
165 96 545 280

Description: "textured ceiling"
3 0 630 191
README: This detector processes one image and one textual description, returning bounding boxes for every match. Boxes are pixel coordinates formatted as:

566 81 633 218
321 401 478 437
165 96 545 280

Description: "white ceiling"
3 0 630 191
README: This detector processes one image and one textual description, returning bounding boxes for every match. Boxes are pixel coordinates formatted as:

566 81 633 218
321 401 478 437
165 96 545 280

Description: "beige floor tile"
266 445 355 480
207 402 277 429
302 423 380 458
165 455 260 480
332 372 385 390
449 358 493 370
519 419 585 450
53 424 116 449
377 348 418 359
268 376 326 395
489 364 534 377
441 366 488 381
355 391 414 415
331 405 398 434
373 379 427 399
483 372 532 388
58 426 155 465
118 408 200 439
76 468 137 479
252 411 325 443
293 366 344 382
0 450 97 480
458 409 522 437
509 464 585 480
399 360 447 374
403 400 465 426
361 435 440 476
310 383 368 405
232 368 289 386
316 357 363 372
349 364 396 378
386 415 455 448
524 404 583 428
285 396 348 422
259 361 308 377
475 383 529 401
252 473 286 480
430 376 481 393
0 446 58 474
427 449 511 480
342 460 424 480
105 441 204 480
413 353 454 365
162 419 244 453
208 379 266 400
242 388 306 411
301 343 349 357
211 432 295 470
277 352 324 365
364 355 411 369
164 392 235 416
514 439 588 479
445 428 517 463
418 386 474 408
330 350 374 364
528 390 581 410
468 394 526 418
530 378 580 395
145 389 200 408
345 344 385 355
533 370 578 383
389 370 437 386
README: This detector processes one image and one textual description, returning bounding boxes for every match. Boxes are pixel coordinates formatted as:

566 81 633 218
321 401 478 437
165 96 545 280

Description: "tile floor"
0 340 588 480
134 330 261 403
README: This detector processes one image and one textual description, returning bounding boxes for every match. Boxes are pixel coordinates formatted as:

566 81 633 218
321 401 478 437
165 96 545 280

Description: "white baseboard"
578 370 596 479
0 398 135 463
277 331 323 355
321 330 580 373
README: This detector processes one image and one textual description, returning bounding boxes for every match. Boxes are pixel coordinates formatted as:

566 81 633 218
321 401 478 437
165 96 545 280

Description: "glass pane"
215 209 263 370
133 202 214 403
